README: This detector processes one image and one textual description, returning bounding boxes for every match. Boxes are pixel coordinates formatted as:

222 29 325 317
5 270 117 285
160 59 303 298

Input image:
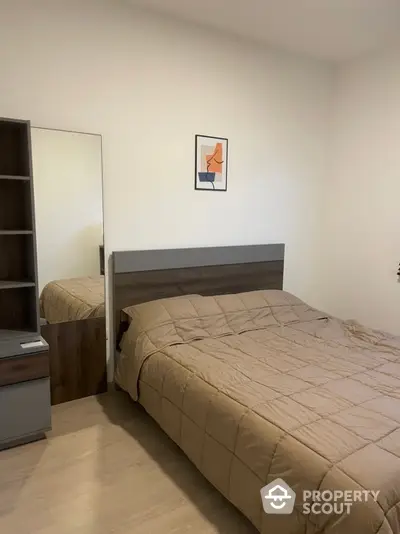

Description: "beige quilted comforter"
116 290 400 534
40 276 105 323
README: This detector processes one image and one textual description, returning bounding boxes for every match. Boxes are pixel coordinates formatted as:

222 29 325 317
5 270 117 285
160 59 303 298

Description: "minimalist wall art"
195 135 228 191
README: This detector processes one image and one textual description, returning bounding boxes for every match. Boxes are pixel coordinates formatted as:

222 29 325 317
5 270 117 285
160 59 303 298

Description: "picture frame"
195 134 228 192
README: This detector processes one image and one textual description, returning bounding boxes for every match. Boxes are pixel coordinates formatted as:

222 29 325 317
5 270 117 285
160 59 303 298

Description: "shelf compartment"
0 234 35 282
0 120 31 177
0 286 38 333
0 180 33 231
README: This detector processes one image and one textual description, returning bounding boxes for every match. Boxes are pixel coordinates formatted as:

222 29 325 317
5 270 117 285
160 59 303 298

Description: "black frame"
194 134 228 192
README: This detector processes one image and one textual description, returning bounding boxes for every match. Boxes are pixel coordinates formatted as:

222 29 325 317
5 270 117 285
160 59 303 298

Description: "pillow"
122 294 201 319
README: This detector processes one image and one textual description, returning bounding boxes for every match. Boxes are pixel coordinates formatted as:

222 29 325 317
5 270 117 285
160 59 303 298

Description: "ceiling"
127 0 400 62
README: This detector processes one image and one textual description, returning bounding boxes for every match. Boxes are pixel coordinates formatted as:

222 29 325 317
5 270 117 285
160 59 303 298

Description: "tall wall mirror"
31 127 106 405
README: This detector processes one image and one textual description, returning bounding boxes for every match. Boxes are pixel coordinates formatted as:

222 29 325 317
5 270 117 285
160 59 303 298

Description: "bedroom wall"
318 46 400 334
0 0 333 368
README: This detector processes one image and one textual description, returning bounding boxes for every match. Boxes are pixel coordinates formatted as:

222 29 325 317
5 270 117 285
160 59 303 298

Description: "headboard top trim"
113 243 284 274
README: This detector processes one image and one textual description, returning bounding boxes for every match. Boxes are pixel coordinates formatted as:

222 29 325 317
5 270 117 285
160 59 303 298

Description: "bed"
40 275 105 324
39 275 106 404
112 245 400 534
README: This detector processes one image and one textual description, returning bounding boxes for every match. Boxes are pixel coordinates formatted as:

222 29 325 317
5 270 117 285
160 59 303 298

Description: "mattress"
40 276 105 323
116 290 400 534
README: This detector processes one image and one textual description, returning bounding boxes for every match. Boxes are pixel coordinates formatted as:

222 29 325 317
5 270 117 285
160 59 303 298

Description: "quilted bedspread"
116 290 400 533
40 276 105 323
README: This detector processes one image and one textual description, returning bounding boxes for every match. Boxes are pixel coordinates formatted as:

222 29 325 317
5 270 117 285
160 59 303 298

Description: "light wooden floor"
0 392 256 534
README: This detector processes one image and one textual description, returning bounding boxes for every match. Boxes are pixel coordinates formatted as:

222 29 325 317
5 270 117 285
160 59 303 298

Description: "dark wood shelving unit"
0 117 50 450
0 119 37 338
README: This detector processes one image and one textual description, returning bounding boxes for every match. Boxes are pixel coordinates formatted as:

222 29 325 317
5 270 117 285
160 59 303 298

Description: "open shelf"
0 120 31 177
0 118 39 347
0 286 38 333
0 180 33 231
0 234 35 283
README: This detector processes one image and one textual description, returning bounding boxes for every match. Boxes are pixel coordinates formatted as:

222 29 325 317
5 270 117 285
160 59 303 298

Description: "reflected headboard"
112 243 285 355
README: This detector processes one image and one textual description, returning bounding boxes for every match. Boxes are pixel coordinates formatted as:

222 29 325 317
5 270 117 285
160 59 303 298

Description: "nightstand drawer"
0 351 49 387
0 378 51 449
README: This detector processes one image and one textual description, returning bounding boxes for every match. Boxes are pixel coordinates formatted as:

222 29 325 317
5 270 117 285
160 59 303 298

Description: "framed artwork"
195 135 228 191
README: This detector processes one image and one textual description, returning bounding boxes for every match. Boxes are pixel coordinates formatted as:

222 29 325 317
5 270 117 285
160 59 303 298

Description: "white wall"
31 128 103 292
0 0 333 368
318 47 400 334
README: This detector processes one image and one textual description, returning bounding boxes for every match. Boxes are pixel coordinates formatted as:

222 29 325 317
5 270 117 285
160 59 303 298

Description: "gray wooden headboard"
112 243 285 353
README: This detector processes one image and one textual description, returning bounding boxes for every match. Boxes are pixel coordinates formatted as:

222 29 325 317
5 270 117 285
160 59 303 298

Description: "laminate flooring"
0 392 256 533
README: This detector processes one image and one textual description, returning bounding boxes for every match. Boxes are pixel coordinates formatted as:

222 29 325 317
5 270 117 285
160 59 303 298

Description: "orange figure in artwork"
206 143 224 173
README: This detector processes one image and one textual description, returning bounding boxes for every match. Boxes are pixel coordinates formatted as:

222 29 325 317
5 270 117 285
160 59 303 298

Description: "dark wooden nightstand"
0 344 51 450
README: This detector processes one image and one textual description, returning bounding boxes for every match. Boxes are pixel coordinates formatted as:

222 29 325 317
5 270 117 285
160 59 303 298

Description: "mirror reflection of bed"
31 127 107 405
